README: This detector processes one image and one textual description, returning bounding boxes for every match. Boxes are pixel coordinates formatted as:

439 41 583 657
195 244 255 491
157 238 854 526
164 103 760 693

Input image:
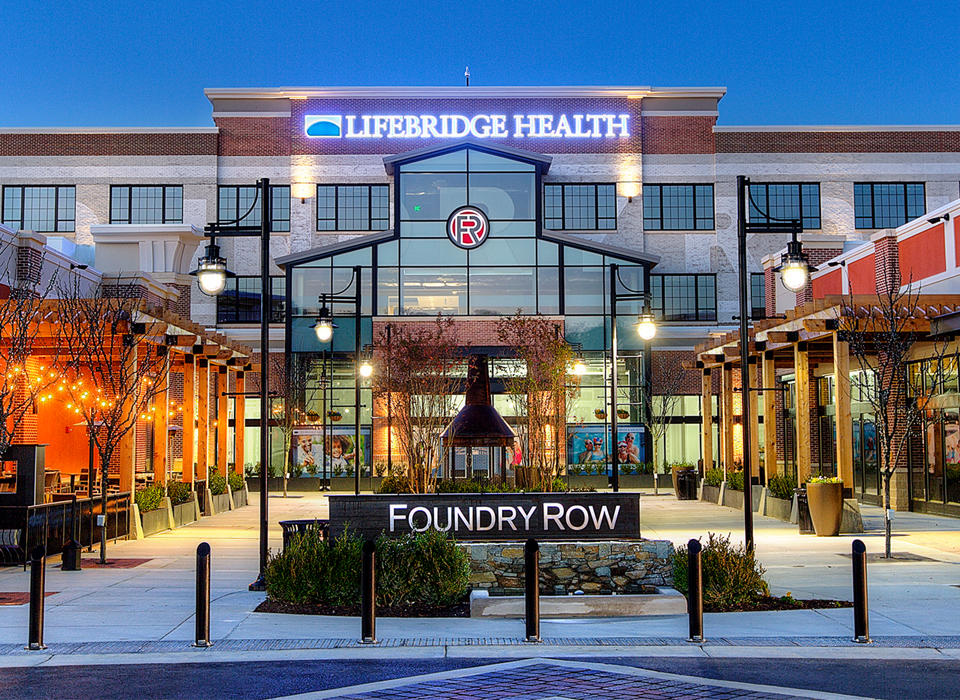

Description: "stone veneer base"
461 540 674 596
469 587 686 617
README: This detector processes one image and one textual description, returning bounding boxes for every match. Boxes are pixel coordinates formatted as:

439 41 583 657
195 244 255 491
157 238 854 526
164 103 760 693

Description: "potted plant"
594 409 606 420
616 408 629 420
806 475 844 536
328 409 342 422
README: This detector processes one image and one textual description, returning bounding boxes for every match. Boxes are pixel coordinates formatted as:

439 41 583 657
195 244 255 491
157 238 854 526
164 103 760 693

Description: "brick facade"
716 130 960 153
641 116 716 154
0 131 217 156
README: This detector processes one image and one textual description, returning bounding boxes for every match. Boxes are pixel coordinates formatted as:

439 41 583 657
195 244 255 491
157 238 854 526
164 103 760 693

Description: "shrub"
726 470 744 492
167 480 192 506
768 473 797 501
228 471 245 493
135 484 165 513
209 468 227 496
703 468 724 488
672 533 769 610
376 474 412 494
264 528 470 609
808 475 842 484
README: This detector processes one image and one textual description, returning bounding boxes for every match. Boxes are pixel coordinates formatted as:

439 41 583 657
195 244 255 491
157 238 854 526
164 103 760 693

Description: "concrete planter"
139 506 169 537
172 501 196 527
211 492 231 514
330 476 358 492
722 485 744 510
808 482 843 536
763 493 793 521
618 474 655 490
566 475 608 490
700 484 721 504
232 485 248 508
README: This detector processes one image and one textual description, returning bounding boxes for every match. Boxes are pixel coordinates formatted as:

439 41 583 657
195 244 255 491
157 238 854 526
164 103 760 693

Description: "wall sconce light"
291 181 315 203
618 181 641 202
928 212 951 225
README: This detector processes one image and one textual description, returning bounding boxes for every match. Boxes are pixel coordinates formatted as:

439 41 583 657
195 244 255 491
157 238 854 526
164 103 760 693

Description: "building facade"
3 85 960 480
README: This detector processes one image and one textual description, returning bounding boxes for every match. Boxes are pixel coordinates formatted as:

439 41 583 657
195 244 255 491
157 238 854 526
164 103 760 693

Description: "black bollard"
687 539 704 643
62 495 82 571
27 546 46 650
524 538 540 643
360 539 376 644
852 539 870 643
194 542 212 647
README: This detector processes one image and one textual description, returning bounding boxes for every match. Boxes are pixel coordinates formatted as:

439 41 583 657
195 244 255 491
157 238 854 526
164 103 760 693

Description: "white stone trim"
642 110 719 117
204 85 727 99
714 124 960 132
211 111 291 118
0 127 218 134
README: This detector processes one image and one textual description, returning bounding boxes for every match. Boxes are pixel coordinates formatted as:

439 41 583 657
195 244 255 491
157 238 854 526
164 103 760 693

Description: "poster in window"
291 426 370 477
566 424 646 466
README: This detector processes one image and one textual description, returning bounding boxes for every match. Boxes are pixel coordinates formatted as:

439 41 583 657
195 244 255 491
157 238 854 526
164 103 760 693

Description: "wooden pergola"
693 295 958 493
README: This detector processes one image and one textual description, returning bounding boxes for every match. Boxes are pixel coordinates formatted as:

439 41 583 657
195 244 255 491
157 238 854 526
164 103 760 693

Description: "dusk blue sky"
2 1 956 127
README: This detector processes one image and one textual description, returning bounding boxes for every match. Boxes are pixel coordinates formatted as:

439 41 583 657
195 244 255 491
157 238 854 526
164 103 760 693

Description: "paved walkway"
0 490 958 662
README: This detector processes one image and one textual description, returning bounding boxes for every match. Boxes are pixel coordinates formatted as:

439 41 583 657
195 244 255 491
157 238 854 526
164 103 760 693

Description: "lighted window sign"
305 113 630 139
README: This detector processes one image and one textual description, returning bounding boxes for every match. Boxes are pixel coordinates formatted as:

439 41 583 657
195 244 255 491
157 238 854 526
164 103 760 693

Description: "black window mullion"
594 186 599 229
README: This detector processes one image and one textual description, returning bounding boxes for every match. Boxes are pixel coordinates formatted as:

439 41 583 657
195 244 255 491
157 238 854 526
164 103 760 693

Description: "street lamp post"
191 177 274 591
608 263 656 493
737 175 813 552
311 268 363 495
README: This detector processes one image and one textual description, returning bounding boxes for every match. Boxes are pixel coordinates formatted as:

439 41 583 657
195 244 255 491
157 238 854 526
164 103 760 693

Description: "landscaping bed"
708 595 851 613
255 598 469 617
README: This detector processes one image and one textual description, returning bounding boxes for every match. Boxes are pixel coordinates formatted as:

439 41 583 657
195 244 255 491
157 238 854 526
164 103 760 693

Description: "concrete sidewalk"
0 491 958 663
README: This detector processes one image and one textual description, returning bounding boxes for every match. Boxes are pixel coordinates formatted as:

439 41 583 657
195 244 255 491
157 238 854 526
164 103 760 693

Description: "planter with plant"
167 480 196 526
806 475 844 536
567 463 608 490
763 473 797 521
228 471 247 507
670 462 696 494
700 467 723 503
208 468 232 514
619 462 655 489
135 484 170 536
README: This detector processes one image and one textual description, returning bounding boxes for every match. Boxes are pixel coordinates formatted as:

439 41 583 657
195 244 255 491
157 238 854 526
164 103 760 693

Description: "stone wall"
462 540 674 596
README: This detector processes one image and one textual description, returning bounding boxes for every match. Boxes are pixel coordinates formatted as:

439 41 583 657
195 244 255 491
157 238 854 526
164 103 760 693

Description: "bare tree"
837 285 946 558
0 232 62 461
641 354 692 488
59 278 170 563
497 314 580 491
271 354 323 496
371 316 461 493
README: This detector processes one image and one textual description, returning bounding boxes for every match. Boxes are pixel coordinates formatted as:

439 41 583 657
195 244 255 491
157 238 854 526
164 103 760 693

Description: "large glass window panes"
643 184 714 230
400 150 467 172
543 184 616 230
946 410 960 504
401 238 466 265
467 238 535 266
537 267 560 314
649 274 716 321
110 185 183 224
750 272 766 319
216 276 285 323
2 186 75 232
564 266 604 314
399 173 467 220
468 172 535 220
468 150 535 171
377 267 399 314
218 185 290 231
401 268 467 314
316 184 389 231
468 268 536 315
748 183 820 230
854 183 925 228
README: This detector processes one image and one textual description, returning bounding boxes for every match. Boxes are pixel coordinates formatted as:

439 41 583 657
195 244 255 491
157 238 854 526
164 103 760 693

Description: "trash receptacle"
279 519 329 551
677 469 698 500
795 488 814 534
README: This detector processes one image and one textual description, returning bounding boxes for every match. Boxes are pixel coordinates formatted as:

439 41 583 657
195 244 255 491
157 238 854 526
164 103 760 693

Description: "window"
317 184 389 231
649 274 716 321
643 184 714 230
751 273 766 319
854 183 925 229
110 185 182 224
543 184 616 230
216 276 286 324
218 185 290 232
748 183 820 229
2 186 75 232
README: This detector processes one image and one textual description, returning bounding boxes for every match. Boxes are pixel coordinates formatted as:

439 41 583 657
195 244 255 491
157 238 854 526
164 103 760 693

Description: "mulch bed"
706 596 852 613
75 558 152 569
255 599 470 617
0 592 56 606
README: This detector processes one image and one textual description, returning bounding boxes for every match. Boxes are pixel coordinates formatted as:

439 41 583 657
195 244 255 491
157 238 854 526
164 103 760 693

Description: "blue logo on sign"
305 115 342 137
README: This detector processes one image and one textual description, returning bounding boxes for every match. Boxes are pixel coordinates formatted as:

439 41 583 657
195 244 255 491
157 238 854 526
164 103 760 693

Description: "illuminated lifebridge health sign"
305 113 630 139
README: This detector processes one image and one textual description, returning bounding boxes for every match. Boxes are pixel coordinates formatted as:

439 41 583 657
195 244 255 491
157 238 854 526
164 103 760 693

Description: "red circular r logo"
447 206 489 249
